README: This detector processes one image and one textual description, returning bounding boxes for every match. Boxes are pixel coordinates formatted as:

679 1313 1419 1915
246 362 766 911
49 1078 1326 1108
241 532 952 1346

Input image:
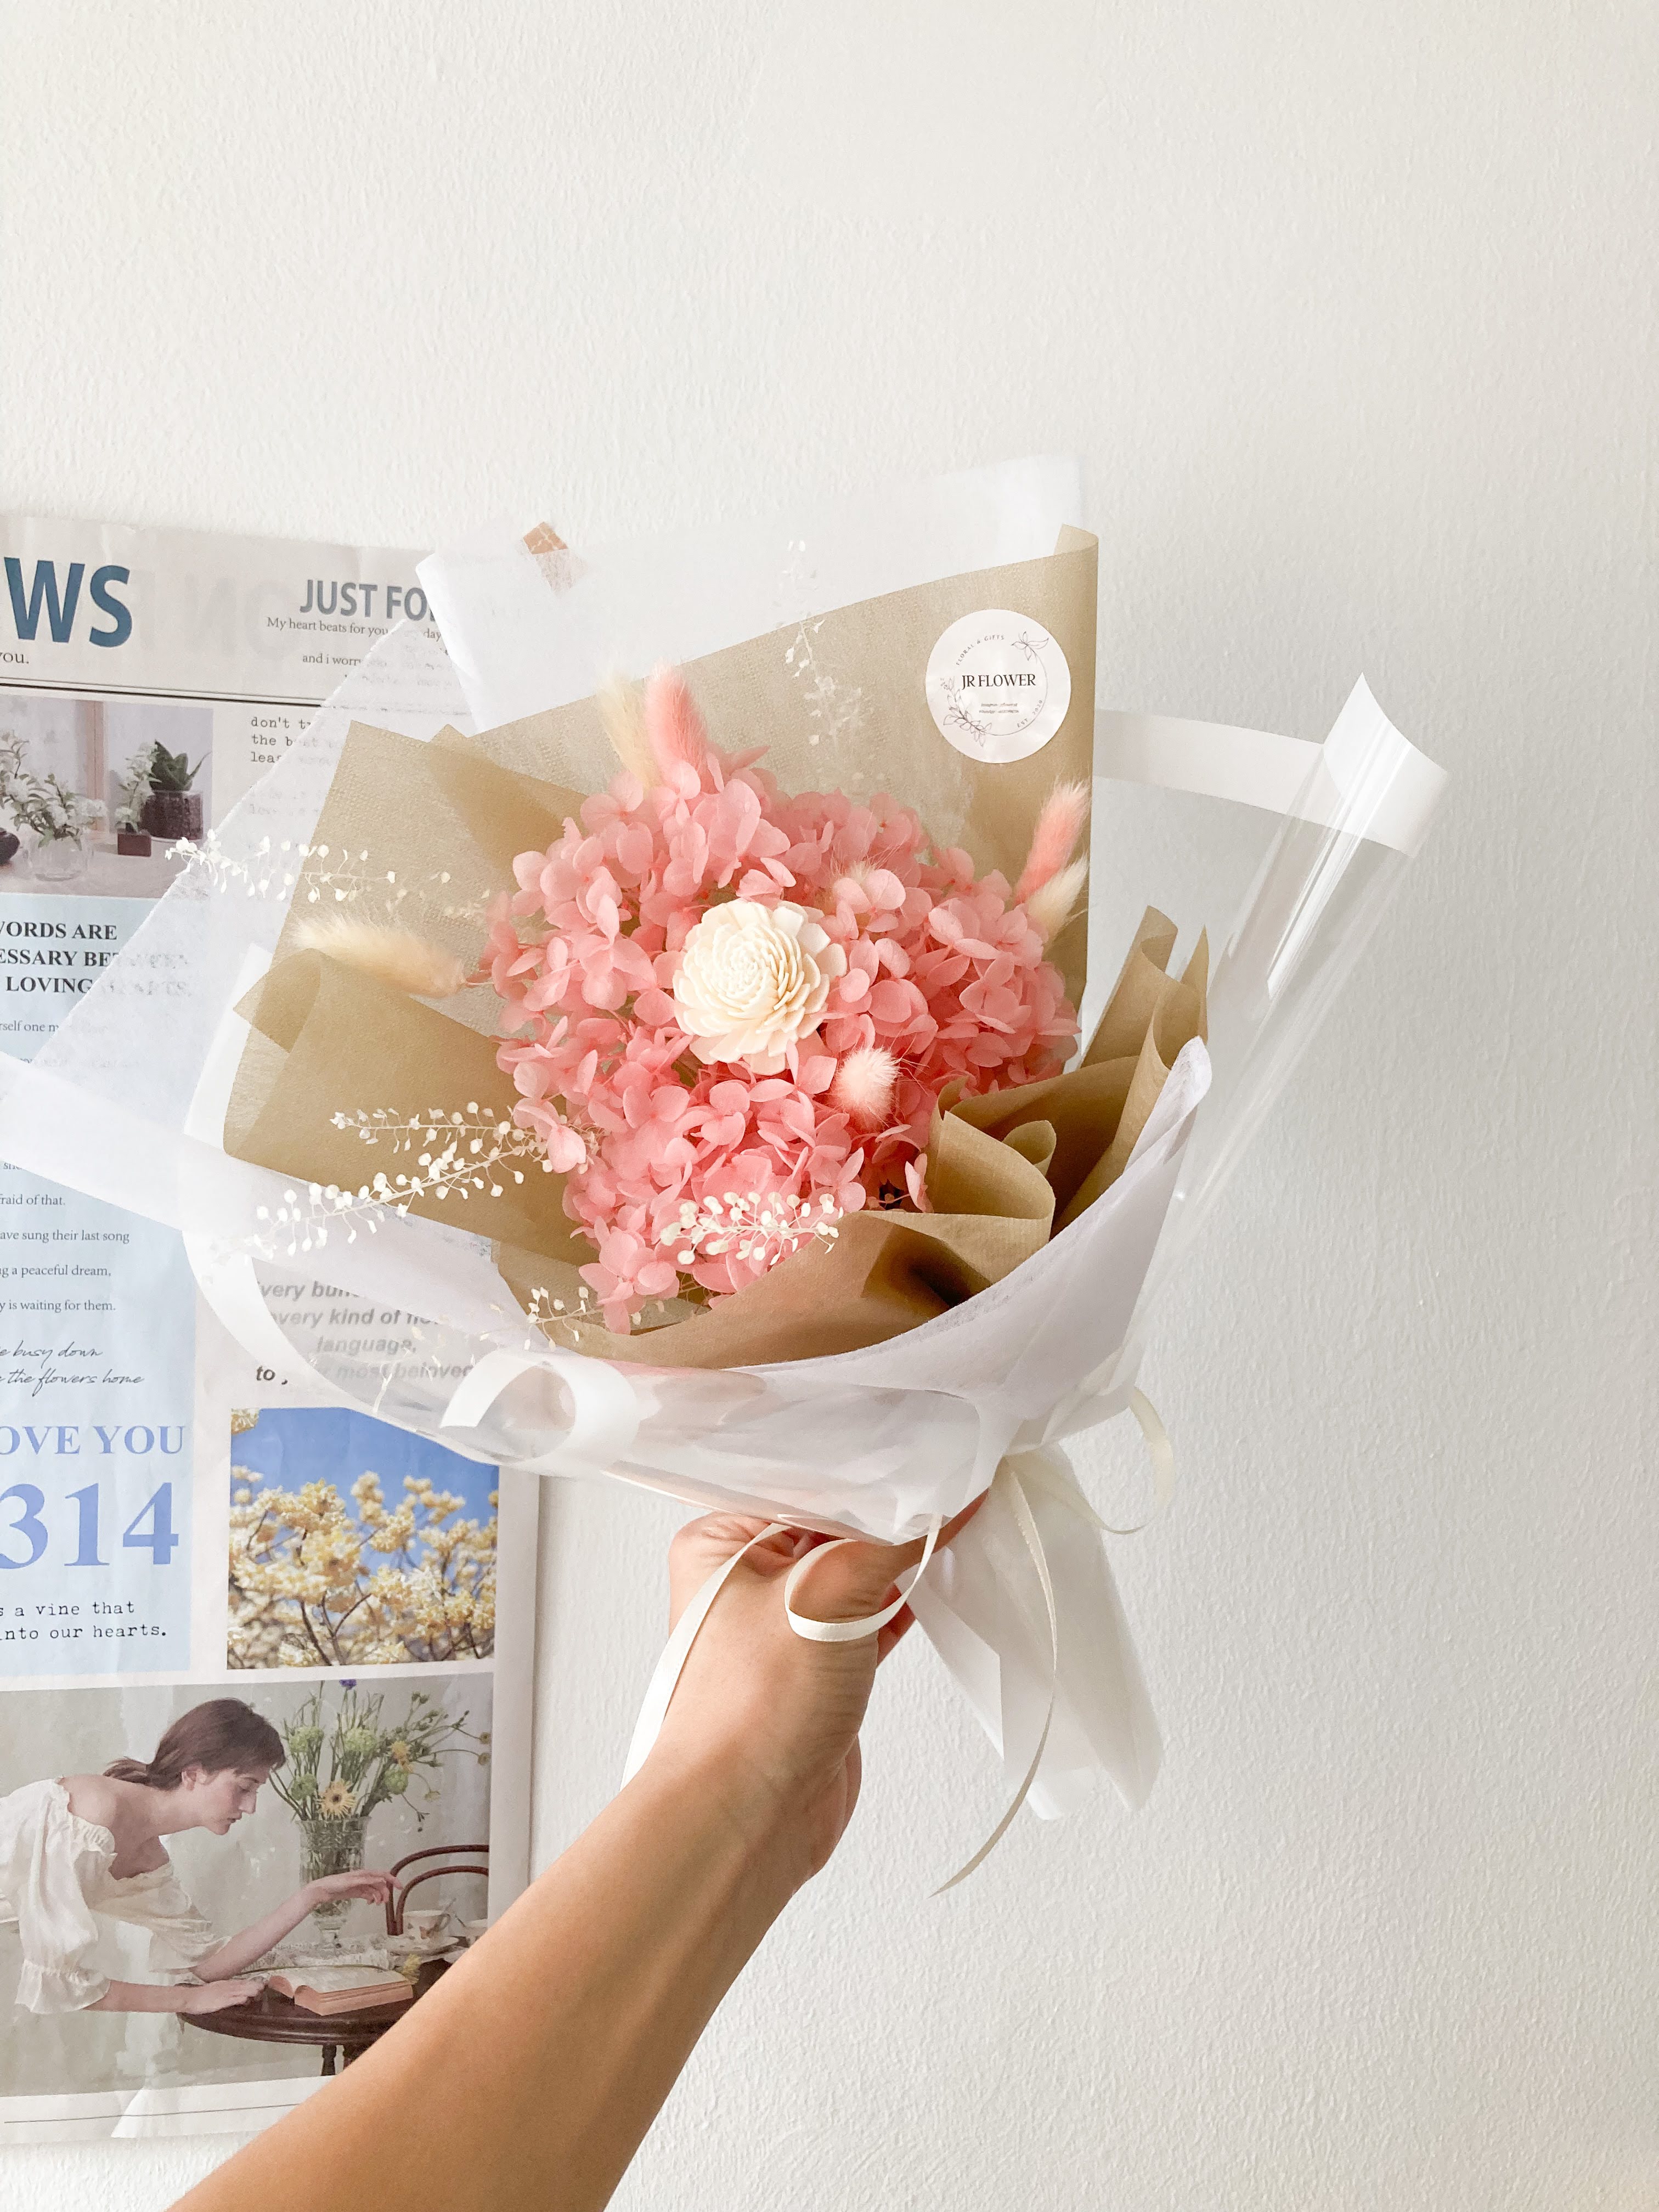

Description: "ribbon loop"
1098 1387 1177 1536
782 1517 942 1644
441 1346 643 1476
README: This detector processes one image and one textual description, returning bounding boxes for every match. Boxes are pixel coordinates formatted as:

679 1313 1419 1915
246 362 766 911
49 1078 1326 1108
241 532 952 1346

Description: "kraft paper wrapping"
229 907 1205 1370
435 525 1101 1010
255 722 583 1008
229 951 588 1265
223 531 1207 1372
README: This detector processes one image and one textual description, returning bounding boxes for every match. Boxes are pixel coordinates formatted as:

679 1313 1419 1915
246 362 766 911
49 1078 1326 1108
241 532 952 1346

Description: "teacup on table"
403 1907 450 1940
459 1917 489 1944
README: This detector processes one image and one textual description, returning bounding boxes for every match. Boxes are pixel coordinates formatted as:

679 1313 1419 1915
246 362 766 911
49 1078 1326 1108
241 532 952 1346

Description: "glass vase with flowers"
268 1683 487 1945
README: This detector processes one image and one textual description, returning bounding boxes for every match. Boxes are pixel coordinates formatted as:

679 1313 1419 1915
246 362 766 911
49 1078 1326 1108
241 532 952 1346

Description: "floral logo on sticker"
926 610 1071 764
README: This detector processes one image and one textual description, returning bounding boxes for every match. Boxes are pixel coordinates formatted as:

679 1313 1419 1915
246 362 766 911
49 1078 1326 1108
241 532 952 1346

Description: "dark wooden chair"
385 1842 489 1936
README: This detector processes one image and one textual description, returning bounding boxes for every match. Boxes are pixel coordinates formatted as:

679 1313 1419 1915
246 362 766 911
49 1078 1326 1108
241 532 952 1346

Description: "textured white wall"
4 3 1656 2205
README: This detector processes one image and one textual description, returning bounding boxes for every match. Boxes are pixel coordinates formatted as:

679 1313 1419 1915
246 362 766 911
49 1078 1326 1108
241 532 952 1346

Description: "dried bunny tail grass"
1014 778 1090 904
295 917 469 1000
830 1045 898 1128
596 673 656 790
1024 855 1090 943
644 667 711 783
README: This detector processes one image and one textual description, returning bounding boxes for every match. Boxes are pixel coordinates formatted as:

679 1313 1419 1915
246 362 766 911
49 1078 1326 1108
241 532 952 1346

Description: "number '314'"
0 1482 178 1567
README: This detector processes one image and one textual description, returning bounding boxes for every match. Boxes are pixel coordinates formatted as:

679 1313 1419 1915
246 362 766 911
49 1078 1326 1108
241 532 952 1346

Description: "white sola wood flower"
672 898 847 1073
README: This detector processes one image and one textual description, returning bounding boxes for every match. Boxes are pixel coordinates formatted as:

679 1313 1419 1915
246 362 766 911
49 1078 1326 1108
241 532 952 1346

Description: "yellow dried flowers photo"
228 1407 498 1668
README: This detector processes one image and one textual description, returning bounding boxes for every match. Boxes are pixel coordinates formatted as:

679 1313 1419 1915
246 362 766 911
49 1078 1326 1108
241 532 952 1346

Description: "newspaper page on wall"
0 517 538 2145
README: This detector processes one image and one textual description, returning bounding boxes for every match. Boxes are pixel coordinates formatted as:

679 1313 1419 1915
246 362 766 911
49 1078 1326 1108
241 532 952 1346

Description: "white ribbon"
932 1397 1176 1884
439 1346 644 1477
782 1515 943 1644
620 1521 787 1786
1091 1389 1176 1537
932 1459 1059 1891
614 1393 1175 1884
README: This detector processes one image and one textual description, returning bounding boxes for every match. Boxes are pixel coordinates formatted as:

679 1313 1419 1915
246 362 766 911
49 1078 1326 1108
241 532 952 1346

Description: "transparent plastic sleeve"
1094 680 1447 1325
0 463 1447 1838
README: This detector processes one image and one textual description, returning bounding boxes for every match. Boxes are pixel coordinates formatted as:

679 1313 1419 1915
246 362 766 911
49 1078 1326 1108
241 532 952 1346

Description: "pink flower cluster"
482 674 1080 1331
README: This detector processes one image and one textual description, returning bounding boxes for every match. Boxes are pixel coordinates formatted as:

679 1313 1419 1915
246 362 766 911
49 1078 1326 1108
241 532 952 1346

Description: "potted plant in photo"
137 740 206 842
113 742 154 855
0 730 99 884
267 1684 488 1944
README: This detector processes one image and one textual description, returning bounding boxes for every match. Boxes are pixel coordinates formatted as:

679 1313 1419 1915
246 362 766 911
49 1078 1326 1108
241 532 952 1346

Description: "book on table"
265 1966 414 2016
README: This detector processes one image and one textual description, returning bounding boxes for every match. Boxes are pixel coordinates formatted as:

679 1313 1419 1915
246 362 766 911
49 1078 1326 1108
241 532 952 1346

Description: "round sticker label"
925 608 1071 764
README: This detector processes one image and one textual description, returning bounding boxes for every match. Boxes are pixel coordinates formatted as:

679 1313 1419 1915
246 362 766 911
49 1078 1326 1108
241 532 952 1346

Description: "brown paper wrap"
231 908 1205 1367
229 951 588 1265
438 525 1101 1009
224 532 1206 1370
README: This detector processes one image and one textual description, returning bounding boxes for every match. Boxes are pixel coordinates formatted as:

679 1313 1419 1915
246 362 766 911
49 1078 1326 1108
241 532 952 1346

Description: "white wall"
3 4 1655 2206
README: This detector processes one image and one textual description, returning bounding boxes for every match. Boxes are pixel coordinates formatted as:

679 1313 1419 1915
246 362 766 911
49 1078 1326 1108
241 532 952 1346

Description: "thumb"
784 1532 928 1628
783 1496 985 1633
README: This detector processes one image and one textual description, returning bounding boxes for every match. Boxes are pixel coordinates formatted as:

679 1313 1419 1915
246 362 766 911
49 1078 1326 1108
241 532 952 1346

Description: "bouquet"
283 665 1110 1357
268 1681 484 1833
0 461 1446 1866
476 668 1085 1330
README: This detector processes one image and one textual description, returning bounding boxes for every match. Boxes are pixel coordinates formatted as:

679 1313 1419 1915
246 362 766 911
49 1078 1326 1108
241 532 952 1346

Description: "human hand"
178 1978 262 2015
304 1870 394 1911
648 1508 974 1893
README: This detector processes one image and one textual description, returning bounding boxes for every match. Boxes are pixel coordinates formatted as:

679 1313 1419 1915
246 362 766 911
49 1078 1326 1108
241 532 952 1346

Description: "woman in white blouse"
0 1696 391 2017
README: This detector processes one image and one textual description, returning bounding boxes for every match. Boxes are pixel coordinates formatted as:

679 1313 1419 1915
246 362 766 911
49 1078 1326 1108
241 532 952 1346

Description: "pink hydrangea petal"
488 700 1079 1331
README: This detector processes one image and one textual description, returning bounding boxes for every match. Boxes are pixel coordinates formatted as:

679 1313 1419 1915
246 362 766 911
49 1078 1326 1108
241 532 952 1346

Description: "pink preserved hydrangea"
482 673 1083 1332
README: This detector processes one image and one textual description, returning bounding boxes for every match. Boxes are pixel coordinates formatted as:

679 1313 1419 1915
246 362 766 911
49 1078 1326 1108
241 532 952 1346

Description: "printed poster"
0 515 538 2145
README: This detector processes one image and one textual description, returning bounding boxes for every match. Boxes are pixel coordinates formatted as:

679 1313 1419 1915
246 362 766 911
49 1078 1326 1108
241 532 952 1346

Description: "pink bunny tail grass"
1014 778 1090 904
644 668 711 784
1024 855 1089 943
596 673 656 790
830 1045 899 1128
295 917 469 1000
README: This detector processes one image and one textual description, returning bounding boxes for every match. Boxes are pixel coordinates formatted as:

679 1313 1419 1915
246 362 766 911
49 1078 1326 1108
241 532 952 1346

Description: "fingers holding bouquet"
668 1499 983 1655
653 1501 984 1883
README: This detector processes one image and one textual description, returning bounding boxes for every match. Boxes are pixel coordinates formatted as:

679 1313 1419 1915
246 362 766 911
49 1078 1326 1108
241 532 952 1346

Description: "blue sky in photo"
232 1407 498 1531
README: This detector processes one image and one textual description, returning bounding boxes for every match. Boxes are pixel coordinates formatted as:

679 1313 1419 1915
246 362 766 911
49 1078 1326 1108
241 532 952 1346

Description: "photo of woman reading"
0 1698 391 2017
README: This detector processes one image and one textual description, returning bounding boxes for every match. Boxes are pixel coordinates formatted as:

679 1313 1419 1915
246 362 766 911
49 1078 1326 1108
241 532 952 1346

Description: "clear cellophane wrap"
0 460 1446 1839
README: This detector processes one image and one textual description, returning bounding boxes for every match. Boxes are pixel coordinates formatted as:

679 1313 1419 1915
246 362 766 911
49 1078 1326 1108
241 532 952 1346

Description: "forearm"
195 1893 319 1980
89 1979 196 2015
176 1753 799 2212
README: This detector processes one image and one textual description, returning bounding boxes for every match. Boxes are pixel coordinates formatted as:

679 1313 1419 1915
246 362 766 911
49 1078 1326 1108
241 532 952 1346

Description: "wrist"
630 1742 809 1914
99 1982 186 2013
